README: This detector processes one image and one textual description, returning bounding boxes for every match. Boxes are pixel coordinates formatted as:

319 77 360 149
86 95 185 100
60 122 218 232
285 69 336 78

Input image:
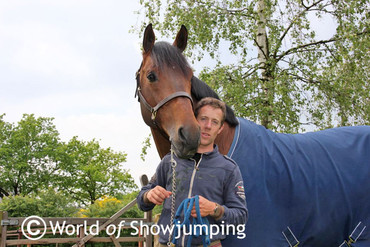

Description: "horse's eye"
147 72 157 82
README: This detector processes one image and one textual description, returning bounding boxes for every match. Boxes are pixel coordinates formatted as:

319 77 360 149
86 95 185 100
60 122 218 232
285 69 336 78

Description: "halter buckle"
151 111 157 121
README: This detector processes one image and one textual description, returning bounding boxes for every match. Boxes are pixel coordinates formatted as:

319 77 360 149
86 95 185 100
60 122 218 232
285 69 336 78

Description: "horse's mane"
151 41 238 127
151 41 192 77
191 76 239 127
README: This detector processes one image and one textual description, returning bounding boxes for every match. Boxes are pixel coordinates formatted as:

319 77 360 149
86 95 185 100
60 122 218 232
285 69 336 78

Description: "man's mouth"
201 132 210 138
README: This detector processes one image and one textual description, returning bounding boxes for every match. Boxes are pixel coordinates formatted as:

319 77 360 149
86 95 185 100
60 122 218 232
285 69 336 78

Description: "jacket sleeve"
136 156 169 212
218 163 248 226
136 174 157 212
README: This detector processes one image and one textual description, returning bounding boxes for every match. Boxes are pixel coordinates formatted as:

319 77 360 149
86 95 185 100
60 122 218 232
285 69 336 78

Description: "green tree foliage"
0 115 137 207
134 0 369 132
0 114 60 196
57 137 137 206
0 188 78 217
140 133 152 161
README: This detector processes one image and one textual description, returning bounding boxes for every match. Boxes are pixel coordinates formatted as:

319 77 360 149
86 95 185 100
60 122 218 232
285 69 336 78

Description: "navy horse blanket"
223 117 370 246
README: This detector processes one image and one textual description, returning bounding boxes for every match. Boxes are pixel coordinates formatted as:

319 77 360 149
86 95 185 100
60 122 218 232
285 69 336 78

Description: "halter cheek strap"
135 68 194 122
137 86 193 121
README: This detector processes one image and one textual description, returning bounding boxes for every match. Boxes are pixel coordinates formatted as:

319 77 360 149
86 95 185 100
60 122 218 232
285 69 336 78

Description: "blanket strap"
282 227 300 247
339 221 367 247
349 221 366 243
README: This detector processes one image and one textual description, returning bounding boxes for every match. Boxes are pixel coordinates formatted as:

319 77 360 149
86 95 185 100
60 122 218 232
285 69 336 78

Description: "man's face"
196 105 224 151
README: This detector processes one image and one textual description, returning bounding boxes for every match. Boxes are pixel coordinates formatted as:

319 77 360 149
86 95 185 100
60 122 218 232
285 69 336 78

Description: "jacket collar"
194 144 219 158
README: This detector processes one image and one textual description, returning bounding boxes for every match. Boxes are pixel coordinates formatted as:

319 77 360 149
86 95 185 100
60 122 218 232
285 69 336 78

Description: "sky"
0 1 337 187
0 1 161 186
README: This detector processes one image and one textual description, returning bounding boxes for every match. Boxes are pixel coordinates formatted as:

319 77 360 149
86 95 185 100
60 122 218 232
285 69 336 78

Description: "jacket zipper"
188 154 202 198
182 154 203 246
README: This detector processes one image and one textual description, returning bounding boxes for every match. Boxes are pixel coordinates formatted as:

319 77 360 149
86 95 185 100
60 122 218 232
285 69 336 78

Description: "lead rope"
171 195 211 247
168 145 177 247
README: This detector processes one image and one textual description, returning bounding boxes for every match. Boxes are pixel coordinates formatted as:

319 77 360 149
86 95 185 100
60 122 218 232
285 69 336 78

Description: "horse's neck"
151 127 172 159
215 122 235 155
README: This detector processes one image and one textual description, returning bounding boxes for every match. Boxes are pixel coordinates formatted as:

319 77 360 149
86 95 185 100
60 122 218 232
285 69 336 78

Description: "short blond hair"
194 97 226 125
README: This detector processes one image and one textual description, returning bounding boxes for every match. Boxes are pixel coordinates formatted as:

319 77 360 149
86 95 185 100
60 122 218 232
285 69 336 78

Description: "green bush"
0 188 78 217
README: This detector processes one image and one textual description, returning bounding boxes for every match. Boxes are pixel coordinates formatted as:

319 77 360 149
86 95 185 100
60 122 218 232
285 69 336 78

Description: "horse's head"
135 24 200 158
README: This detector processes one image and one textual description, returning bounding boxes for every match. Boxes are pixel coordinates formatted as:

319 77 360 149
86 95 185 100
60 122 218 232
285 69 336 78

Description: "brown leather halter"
135 66 194 134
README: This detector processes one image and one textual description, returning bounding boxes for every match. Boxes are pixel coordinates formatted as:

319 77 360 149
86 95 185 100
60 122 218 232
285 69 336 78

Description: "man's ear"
217 123 225 134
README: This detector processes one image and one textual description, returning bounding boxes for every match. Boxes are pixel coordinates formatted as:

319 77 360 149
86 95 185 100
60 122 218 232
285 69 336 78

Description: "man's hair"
194 97 227 125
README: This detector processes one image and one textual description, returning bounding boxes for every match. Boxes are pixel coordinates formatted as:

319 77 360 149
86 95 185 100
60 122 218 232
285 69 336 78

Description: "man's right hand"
146 186 172 205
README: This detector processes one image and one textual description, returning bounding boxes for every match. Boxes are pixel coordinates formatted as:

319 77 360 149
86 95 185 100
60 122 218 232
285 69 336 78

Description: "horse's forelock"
151 41 191 77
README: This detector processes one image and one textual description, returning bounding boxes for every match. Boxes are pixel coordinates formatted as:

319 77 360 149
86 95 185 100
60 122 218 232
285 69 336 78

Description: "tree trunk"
256 0 272 128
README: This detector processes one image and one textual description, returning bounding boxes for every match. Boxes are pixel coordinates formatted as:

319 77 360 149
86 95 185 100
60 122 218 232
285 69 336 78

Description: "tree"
0 114 61 196
0 188 78 217
0 115 138 207
134 0 369 132
0 115 11 197
57 137 137 205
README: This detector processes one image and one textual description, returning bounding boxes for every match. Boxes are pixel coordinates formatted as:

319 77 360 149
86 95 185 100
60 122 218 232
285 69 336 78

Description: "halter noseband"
135 67 194 124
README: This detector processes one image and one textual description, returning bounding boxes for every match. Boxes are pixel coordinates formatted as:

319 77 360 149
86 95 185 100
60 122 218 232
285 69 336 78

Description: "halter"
135 65 197 246
135 66 193 125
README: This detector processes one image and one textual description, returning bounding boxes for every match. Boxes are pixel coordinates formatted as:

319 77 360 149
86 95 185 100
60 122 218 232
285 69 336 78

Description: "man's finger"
148 186 172 205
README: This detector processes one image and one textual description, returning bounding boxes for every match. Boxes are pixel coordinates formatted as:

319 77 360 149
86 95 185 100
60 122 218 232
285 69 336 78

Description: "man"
137 97 247 247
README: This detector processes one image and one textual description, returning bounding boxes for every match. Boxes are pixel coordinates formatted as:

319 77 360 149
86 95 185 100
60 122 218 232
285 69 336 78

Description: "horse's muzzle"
171 125 200 159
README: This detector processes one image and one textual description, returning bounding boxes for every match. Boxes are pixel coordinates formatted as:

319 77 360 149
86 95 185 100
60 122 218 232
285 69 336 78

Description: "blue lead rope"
171 195 211 247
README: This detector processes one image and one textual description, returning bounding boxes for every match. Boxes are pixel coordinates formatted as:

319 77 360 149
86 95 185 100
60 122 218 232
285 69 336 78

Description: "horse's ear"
143 24 155 53
173 25 188 52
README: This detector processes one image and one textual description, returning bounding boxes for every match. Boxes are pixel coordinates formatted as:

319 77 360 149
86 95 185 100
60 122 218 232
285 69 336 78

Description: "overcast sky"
0 1 337 188
0 1 162 186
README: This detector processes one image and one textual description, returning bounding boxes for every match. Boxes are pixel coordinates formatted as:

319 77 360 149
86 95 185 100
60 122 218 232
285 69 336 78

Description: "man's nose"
205 120 212 129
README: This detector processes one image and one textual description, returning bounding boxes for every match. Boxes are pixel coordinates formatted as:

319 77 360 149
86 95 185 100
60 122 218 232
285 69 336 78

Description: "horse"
135 24 370 246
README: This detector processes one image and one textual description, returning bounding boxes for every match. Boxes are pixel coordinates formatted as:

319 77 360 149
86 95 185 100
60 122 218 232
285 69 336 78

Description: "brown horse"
135 24 370 246
135 24 200 159
136 24 237 159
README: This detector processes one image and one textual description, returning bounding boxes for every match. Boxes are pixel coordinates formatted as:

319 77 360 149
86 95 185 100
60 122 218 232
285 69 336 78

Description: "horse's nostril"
178 126 186 142
178 125 200 146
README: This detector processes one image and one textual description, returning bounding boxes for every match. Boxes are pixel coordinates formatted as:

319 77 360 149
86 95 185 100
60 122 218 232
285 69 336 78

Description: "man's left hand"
190 195 216 217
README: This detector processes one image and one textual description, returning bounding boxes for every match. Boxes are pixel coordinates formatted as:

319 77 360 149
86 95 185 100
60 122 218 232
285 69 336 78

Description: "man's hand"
146 186 172 205
191 195 216 217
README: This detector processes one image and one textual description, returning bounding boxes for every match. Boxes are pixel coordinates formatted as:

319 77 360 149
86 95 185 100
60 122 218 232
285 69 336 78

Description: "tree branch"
277 28 369 62
287 72 322 85
0 186 10 197
323 42 340 62
195 0 252 16
242 66 259 79
253 38 269 61
274 0 326 59
277 37 338 62
301 0 327 10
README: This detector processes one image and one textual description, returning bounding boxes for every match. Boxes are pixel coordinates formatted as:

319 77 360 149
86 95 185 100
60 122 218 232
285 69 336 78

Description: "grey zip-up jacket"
137 145 248 246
